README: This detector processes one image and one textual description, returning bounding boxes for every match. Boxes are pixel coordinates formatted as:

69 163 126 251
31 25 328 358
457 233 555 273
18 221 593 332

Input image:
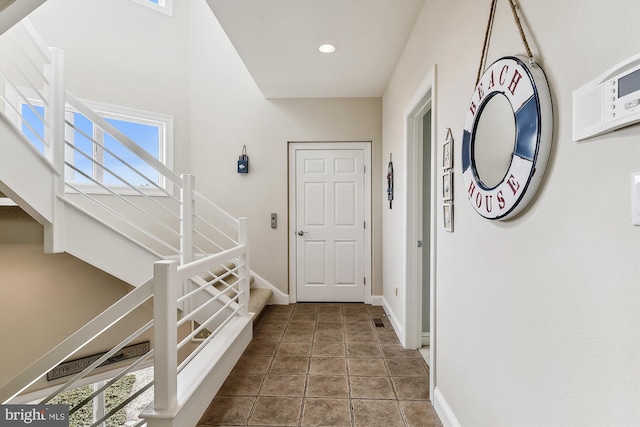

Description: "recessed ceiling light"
318 44 336 54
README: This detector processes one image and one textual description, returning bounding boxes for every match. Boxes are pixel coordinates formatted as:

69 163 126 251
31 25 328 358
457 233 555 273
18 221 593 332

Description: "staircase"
204 263 273 323
0 15 273 427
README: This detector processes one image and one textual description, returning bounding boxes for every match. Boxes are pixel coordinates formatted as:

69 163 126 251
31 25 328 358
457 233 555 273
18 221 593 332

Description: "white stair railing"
0 18 254 427
0 19 52 155
0 228 251 426
0 19 242 259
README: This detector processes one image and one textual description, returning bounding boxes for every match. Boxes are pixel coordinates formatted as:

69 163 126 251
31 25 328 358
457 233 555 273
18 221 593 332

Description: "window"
129 0 173 16
15 94 174 193
65 101 173 193
21 103 45 154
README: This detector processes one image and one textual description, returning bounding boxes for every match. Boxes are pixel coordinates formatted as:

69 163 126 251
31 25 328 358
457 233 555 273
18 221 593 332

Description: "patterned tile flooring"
197 303 442 427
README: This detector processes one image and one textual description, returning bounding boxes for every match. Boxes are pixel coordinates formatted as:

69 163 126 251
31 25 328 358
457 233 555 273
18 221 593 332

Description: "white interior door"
294 148 365 302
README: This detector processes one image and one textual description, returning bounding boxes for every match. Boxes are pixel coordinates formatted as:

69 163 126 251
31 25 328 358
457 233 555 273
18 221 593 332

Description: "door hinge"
364 165 366 173
364 221 366 229
417 240 423 248
363 277 366 286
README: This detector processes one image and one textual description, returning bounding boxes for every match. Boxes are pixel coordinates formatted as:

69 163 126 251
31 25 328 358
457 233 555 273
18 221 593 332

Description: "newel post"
238 217 250 316
180 174 195 265
153 260 178 413
180 174 195 314
43 48 65 254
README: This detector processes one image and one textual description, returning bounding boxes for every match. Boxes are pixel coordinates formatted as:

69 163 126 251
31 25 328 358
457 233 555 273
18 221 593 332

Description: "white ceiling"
206 0 425 99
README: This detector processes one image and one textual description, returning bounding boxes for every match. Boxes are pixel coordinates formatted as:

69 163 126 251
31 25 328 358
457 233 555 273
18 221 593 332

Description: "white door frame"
404 66 437 396
288 142 372 304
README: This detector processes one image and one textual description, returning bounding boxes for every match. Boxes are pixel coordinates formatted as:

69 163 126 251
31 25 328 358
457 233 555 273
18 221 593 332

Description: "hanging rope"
476 0 497 87
507 0 533 62
475 0 535 87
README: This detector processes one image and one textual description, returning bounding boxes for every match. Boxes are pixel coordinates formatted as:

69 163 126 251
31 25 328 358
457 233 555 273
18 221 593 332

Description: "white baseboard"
422 332 430 346
370 295 384 306
433 387 462 427
379 296 403 340
250 269 289 305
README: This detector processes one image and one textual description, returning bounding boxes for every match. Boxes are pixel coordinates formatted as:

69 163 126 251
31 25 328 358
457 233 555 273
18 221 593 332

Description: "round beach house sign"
461 56 553 220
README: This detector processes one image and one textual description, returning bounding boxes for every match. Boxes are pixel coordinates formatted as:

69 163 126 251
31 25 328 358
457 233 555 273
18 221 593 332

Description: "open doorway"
404 66 437 399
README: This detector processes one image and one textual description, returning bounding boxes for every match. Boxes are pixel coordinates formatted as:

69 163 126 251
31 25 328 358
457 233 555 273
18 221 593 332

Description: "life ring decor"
461 56 553 220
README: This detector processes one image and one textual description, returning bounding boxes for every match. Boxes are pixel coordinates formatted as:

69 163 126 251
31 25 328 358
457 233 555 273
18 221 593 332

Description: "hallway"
197 303 442 426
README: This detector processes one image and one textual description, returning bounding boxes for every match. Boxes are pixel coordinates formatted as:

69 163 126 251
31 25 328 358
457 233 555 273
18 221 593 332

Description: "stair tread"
249 288 272 320
203 262 236 279
204 262 255 289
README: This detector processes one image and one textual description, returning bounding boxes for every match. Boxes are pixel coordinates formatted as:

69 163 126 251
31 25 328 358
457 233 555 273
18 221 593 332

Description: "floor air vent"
372 318 385 327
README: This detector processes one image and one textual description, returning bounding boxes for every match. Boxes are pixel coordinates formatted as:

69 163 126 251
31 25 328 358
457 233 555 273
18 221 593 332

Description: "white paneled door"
294 148 366 302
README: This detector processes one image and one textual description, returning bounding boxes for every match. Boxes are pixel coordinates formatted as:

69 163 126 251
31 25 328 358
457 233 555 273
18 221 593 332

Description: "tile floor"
197 303 442 427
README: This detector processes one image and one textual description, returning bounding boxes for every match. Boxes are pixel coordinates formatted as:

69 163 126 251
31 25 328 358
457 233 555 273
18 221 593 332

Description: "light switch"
632 173 640 226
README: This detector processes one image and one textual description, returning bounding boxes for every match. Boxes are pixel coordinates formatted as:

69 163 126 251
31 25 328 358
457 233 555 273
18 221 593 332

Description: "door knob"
297 230 306 236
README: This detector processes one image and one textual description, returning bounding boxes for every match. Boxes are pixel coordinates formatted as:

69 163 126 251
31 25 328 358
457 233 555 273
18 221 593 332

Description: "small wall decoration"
442 128 454 232
387 153 394 209
237 145 249 173
47 342 150 380
442 170 453 201
461 0 553 220
442 128 453 170
443 203 453 232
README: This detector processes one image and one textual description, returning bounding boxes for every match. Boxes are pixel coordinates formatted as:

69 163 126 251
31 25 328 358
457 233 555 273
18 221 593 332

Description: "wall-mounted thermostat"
573 53 640 141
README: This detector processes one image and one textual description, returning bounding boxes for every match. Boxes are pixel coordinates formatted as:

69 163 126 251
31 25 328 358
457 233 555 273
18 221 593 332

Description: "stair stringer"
61 202 162 286
249 269 289 305
0 113 54 225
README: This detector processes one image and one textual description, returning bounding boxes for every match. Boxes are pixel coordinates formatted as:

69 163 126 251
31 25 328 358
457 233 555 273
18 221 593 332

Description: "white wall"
188 0 383 296
383 1 640 426
28 0 192 175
